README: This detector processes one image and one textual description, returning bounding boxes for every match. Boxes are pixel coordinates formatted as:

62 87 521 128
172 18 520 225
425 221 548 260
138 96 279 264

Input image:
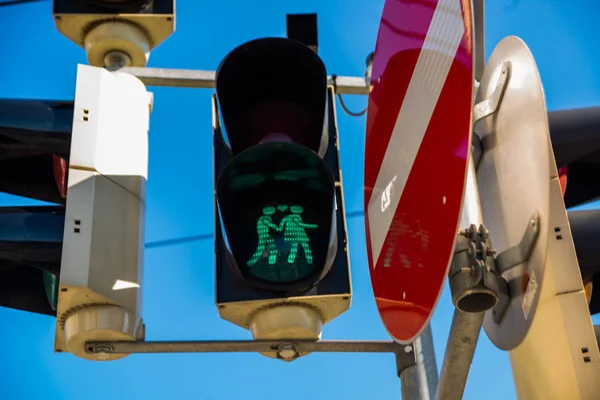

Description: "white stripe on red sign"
367 0 465 267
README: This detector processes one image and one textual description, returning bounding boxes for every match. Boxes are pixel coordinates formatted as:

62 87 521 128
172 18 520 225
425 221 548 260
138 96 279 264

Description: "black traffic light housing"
0 99 72 205
215 37 336 293
213 37 351 326
567 208 600 316
215 37 328 156
0 99 72 316
0 206 65 316
286 13 318 53
52 0 173 15
548 107 600 316
52 0 175 68
549 107 600 209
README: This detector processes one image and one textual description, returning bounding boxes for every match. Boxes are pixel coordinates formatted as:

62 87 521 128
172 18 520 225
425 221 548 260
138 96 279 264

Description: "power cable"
144 209 366 249
0 0 46 7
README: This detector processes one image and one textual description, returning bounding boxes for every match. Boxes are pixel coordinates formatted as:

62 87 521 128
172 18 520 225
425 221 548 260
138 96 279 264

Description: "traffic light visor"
217 142 335 291
215 37 328 155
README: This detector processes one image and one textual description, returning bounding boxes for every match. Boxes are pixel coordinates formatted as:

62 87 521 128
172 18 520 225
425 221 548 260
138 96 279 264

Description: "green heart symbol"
277 205 289 212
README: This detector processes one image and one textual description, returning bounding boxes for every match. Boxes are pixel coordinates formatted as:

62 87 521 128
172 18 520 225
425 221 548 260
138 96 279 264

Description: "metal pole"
117 66 369 94
436 157 485 400
436 5 488 392
436 311 484 399
473 0 485 82
398 324 439 400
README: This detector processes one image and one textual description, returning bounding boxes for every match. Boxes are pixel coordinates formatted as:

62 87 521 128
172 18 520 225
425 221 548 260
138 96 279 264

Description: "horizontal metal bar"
86 339 400 355
118 67 370 95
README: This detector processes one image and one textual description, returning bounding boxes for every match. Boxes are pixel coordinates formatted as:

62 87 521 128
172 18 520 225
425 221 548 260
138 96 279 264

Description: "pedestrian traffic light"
549 107 600 209
213 37 352 360
0 64 151 362
0 98 72 317
0 98 72 205
548 106 600 315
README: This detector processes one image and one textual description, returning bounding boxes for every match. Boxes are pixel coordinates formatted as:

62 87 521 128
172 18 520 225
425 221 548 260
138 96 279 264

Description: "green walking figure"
247 206 281 267
279 205 318 264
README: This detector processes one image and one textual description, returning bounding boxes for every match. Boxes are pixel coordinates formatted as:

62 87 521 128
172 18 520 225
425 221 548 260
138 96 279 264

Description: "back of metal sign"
476 36 551 350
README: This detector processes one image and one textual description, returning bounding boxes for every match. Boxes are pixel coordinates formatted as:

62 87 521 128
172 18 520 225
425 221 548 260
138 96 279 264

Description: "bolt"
95 351 110 361
404 345 413 353
91 344 113 353
468 242 477 256
103 50 132 71
90 344 114 361
277 343 299 361
478 225 489 240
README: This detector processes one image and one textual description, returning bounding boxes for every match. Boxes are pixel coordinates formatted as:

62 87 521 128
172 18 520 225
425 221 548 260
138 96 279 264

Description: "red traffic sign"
364 0 474 343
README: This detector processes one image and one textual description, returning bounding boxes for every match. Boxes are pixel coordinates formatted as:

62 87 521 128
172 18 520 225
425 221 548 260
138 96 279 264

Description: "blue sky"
1 0 599 399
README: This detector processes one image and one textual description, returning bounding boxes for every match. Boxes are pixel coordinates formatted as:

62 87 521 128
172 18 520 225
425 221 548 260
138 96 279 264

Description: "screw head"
277 344 299 361
95 351 110 361
103 50 132 71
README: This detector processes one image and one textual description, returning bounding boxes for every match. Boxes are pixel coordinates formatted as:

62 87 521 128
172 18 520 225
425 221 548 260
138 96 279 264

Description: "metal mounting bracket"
472 61 511 123
395 342 418 376
471 132 483 170
491 285 511 324
491 213 540 323
85 338 409 360
494 213 540 274
86 338 418 374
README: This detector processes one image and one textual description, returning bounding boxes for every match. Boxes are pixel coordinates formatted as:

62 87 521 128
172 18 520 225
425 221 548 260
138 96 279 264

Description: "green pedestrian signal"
279 205 318 264
248 206 280 267
217 142 335 290
247 204 319 283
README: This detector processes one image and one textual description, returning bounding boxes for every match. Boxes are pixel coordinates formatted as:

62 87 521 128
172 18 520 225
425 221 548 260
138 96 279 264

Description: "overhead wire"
145 209 366 249
0 0 46 7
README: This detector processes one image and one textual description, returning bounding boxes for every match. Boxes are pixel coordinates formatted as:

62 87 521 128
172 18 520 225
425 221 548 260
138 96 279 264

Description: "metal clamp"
473 61 511 123
394 342 418 376
449 224 507 314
